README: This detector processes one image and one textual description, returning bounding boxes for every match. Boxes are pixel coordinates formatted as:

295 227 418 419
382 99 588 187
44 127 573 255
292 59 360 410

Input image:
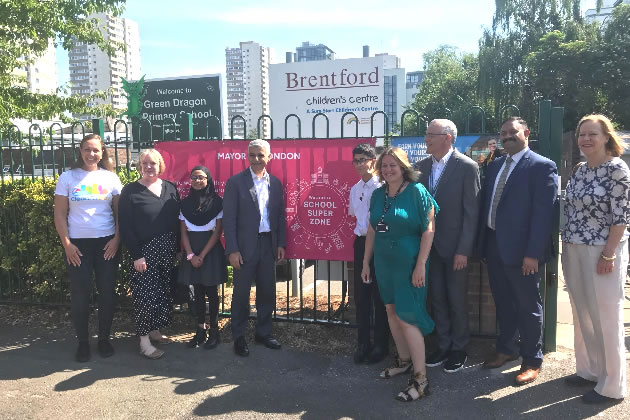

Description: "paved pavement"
1 319 629 419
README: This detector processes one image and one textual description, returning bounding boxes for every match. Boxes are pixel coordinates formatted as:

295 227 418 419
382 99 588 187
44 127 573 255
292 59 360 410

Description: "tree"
598 4 630 126
0 0 125 130
478 0 600 126
525 4 630 128
408 46 483 134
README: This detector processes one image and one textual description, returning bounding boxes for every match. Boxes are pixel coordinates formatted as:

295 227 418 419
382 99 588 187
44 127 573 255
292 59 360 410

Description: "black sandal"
395 372 429 402
380 357 413 379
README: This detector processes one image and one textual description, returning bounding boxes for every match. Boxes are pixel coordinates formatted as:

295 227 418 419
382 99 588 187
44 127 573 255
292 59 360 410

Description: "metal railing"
0 105 535 332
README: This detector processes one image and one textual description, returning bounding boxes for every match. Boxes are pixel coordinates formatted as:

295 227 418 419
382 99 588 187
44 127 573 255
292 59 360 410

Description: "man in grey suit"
413 119 480 373
223 139 287 357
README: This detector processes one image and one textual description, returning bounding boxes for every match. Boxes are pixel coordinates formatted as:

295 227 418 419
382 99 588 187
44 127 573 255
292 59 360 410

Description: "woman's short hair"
137 149 166 175
376 147 420 183
71 134 114 172
576 114 627 157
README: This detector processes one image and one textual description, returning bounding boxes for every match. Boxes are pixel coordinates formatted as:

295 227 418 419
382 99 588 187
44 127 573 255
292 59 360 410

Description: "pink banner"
155 138 375 261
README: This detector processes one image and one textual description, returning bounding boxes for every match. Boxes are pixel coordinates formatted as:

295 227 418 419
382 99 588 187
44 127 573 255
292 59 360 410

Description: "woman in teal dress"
361 147 438 402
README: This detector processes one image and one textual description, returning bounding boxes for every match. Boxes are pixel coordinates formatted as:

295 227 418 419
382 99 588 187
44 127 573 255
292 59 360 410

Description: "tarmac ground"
1 314 629 419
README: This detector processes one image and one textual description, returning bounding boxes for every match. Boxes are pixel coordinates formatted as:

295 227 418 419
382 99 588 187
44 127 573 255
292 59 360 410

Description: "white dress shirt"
487 147 529 227
250 167 271 233
349 175 380 236
430 147 454 194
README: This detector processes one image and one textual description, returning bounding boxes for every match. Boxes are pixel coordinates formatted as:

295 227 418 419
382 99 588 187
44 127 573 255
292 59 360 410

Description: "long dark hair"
71 134 114 172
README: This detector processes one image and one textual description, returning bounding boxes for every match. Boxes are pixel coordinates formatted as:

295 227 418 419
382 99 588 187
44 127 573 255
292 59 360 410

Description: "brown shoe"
515 366 541 385
482 352 519 369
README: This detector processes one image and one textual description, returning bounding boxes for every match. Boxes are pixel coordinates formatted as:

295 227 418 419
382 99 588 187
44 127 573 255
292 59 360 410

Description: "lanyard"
379 181 406 224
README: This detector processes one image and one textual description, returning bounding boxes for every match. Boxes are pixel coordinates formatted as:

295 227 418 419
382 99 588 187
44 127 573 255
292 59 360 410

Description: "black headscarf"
180 165 223 226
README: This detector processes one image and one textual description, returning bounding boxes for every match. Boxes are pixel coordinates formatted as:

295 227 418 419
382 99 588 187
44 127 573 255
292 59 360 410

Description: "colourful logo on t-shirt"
71 183 111 201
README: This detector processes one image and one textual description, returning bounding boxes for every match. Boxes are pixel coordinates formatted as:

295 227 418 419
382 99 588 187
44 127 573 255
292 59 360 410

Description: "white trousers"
562 240 628 399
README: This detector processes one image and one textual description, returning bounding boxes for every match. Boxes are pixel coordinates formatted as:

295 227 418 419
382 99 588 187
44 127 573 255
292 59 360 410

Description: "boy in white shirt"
349 143 389 364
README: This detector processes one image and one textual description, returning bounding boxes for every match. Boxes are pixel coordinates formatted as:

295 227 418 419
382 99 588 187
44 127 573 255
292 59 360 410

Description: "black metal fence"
1 106 529 332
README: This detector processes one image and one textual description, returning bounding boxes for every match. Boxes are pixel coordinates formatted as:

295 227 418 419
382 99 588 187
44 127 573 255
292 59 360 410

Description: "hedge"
0 171 139 304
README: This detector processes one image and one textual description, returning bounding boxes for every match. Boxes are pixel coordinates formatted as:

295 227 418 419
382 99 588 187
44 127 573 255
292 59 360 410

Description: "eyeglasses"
190 175 207 181
425 132 448 138
352 158 373 165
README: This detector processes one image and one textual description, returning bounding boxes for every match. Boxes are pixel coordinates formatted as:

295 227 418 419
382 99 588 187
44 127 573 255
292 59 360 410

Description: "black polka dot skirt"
131 231 177 336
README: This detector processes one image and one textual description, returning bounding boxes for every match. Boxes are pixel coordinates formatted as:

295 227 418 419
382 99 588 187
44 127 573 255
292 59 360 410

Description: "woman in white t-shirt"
53 134 123 363
179 166 227 350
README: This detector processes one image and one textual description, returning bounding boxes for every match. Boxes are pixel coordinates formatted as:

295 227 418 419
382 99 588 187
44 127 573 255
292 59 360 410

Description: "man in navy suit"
223 139 286 357
477 117 557 385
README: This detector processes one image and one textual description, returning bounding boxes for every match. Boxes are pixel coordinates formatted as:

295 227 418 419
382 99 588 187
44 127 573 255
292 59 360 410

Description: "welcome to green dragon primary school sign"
132 74 223 140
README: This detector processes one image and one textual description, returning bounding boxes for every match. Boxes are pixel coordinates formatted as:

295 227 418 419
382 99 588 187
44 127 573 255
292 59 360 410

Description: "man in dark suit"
223 139 287 357
414 119 480 373
477 117 557 385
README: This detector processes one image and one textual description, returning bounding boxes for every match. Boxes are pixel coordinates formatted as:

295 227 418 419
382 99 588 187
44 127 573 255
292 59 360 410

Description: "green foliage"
407 46 489 134
0 171 132 303
0 178 67 302
524 5 630 127
0 0 126 129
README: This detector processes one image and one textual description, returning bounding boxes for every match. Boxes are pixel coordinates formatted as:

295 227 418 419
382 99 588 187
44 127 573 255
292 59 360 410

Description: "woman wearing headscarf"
179 166 227 349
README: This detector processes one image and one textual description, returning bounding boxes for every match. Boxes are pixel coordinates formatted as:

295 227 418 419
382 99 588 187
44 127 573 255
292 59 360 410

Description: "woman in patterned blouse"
561 114 629 404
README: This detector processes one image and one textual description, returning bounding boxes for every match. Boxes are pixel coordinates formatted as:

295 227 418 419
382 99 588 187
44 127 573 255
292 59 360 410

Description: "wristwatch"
186 253 194 261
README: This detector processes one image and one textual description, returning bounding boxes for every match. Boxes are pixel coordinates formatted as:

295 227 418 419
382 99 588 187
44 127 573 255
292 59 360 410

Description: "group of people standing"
349 115 628 404
53 138 285 362
52 114 628 405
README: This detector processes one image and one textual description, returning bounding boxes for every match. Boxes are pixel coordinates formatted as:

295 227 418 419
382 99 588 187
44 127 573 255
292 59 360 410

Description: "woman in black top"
178 166 227 349
119 149 180 359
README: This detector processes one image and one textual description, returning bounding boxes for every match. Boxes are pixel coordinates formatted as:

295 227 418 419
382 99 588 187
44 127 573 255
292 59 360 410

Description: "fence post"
92 119 104 138
537 99 562 353
182 113 193 141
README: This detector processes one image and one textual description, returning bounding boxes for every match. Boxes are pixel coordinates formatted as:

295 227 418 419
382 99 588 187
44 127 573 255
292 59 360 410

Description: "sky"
56 0 603 90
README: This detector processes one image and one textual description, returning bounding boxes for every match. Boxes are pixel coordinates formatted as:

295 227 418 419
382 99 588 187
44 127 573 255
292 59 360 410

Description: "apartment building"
225 41 271 138
68 13 141 115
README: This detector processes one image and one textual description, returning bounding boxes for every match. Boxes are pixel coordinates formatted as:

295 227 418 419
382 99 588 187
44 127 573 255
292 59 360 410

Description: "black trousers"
231 234 275 339
354 236 389 349
66 235 118 342
193 284 219 328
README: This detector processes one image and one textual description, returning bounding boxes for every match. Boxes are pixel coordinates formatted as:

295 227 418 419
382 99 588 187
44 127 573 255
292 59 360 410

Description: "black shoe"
234 336 249 357
254 334 282 350
97 339 114 358
188 327 208 348
75 341 90 363
204 329 220 350
582 390 624 405
353 345 370 364
565 375 597 387
443 350 467 373
367 346 388 364
425 349 449 368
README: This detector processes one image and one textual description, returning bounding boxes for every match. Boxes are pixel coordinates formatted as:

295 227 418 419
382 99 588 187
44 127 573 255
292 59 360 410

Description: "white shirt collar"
250 167 269 182
360 175 380 187
507 147 529 164
432 147 455 165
